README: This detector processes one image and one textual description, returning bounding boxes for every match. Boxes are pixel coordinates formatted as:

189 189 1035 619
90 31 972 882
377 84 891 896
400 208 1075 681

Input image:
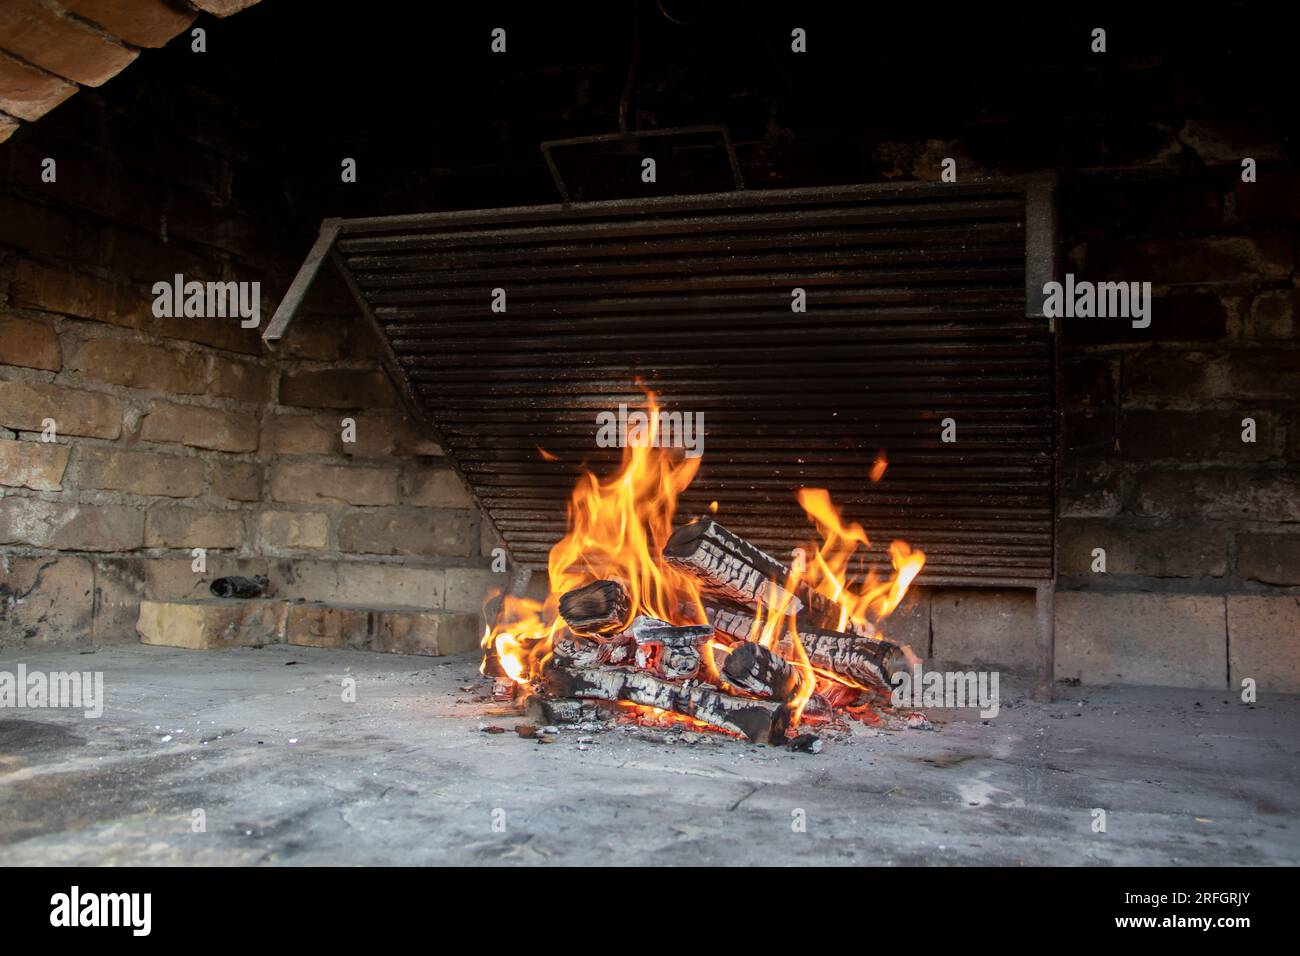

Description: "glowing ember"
483 392 925 741
614 701 744 736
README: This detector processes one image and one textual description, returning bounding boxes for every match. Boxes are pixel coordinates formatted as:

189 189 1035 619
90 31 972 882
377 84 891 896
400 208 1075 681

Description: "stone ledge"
135 597 480 657
929 588 1037 671
1228 596 1300 694
1055 592 1227 689
137 598 286 650
285 602 480 657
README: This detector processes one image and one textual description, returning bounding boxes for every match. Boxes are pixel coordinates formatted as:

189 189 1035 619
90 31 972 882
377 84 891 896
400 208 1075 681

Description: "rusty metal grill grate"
268 178 1058 586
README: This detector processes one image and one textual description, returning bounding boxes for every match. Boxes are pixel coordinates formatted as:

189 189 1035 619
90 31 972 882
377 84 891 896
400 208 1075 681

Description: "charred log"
552 634 602 666
698 600 778 643
541 664 789 744
629 616 713 646
627 615 711 681
721 641 799 701
663 517 801 611
557 625 638 667
520 693 610 726
798 692 836 725
701 599 904 690
782 628 907 691
635 641 702 681
664 517 869 635
599 637 636 666
558 579 630 636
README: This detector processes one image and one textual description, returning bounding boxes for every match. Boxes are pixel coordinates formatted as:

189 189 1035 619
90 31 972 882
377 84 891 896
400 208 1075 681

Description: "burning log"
781 628 906 691
721 641 799 702
599 638 636 666
636 642 701 680
585 615 708 681
697 600 762 642
629 616 712 681
663 517 869 635
520 693 610 726
701 600 904 690
552 634 602 666
663 517 801 611
555 627 640 668
541 664 789 744
799 692 835 725
629 616 713 646
558 579 630 636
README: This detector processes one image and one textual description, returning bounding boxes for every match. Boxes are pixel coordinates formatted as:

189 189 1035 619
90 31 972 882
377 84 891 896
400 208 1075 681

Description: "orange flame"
484 392 704 683
483 391 926 737
795 487 926 631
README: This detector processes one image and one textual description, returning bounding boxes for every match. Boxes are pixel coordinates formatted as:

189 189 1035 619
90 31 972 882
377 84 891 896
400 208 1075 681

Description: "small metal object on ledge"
210 575 270 599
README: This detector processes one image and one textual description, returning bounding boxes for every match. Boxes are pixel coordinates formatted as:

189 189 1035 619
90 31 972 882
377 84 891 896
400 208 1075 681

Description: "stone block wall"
0 61 503 649
882 165 1299 691
1046 163 1298 691
1055 169 1299 595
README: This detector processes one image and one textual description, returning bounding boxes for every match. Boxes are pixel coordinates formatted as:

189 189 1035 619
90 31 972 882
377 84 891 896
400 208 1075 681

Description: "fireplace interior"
0 1 1297 867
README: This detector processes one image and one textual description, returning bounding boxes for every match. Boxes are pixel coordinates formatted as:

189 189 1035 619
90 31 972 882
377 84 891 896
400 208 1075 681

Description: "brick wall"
875 163 1298 691
1055 168 1299 588
0 70 500 648
855 146 1298 690
1044 164 1299 690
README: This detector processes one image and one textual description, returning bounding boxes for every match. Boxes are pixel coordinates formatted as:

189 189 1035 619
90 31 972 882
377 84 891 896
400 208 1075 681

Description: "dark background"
140 1 1298 239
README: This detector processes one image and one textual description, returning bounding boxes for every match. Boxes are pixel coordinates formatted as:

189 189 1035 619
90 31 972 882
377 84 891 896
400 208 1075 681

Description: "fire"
615 701 744 736
795 488 927 629
482 392 926 740
547 394 701 624
483 392 703 682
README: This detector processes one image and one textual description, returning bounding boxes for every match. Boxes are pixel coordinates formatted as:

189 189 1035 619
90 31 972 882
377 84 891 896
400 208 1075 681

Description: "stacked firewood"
526 517 908 744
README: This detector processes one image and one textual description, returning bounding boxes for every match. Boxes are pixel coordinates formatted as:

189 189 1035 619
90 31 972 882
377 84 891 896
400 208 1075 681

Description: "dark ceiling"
109 0 1294 237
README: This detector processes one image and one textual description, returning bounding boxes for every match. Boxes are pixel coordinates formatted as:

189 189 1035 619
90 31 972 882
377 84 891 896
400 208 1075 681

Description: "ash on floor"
1 644 1296 866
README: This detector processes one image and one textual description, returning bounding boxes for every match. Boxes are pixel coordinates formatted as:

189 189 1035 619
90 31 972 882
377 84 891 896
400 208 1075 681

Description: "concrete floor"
1 643 1296 866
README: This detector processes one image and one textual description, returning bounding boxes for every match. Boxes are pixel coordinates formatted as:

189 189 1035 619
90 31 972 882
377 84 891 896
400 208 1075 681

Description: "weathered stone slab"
1056 592 1227 689
285 603 479 656
136 598 286 649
